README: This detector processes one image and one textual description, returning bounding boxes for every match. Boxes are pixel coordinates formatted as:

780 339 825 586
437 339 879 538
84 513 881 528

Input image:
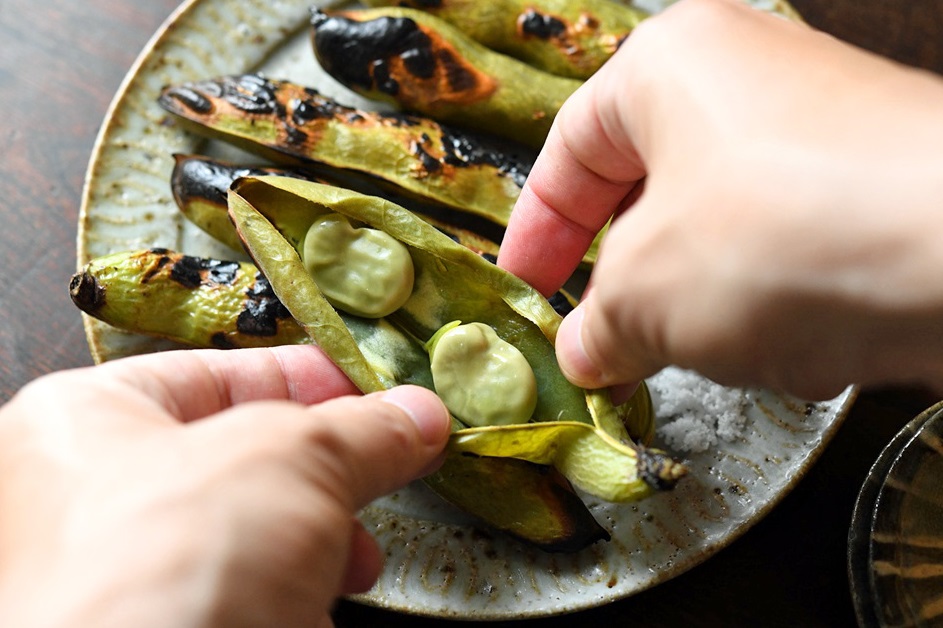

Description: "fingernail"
557 305 605 387
377 386 450 446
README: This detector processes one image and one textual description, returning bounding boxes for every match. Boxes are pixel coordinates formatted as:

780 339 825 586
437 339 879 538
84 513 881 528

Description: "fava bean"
427 321 538 427
302 213 415 318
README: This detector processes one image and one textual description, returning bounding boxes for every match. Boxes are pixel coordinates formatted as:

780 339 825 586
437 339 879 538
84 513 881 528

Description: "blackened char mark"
69 271 105 314
219 75 282 115
547 292 575 317
141 249 173 285
160 86 214 114
167 75 281 116
236 274 291 337
172 156 281 207
437 48 476 93
291 97 346 125
211 332 236 349
440 127 532 189
519 10 568 40
170 256 240 289
284 124 308 146
310 10 435 94
412 135 443 174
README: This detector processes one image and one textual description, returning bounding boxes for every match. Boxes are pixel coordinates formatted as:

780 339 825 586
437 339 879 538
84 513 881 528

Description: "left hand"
0 345 450 627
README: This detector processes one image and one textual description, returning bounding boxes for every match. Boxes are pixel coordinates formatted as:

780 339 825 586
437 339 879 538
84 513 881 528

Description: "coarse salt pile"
647 367 748 453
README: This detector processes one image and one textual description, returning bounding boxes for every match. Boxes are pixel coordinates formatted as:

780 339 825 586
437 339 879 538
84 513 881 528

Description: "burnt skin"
211 332 237 349
170 256 240 289
440 128 530 188
518 10 567 40
161 86 214 114
412 136 443 174
159 75 281 117
310 10 434 92
638 448 685 492
69 271 105 314
236 274 292 337
172 155 282 207
310 10 493 107
162 75 531 187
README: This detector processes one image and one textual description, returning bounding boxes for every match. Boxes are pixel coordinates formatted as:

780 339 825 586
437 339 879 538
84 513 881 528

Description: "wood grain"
0 0 940 626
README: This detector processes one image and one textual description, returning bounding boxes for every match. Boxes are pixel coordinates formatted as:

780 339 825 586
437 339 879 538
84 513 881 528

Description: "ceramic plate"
78 0 853 619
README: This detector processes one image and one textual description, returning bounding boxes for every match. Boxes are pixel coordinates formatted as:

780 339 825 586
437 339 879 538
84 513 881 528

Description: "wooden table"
1 0 941 625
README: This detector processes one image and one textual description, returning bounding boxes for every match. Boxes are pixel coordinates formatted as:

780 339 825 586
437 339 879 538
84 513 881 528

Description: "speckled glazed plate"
78 0 852 620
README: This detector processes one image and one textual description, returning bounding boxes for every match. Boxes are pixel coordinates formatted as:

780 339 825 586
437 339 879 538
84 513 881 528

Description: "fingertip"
556 305 608 388
373 386 451 447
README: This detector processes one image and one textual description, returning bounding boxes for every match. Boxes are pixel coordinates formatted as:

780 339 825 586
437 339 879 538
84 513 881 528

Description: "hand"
498 0 943 399
0 345 450 627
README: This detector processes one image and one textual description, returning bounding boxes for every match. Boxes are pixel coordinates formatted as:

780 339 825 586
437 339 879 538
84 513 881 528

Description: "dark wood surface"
1 1 941 625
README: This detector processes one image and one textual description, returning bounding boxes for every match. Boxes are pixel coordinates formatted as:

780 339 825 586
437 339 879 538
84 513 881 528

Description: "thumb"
555 297 664 391
295 385 451 510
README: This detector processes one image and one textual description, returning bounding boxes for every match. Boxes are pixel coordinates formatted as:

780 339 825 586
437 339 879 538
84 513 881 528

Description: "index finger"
497 63 647 296
98 345 359 423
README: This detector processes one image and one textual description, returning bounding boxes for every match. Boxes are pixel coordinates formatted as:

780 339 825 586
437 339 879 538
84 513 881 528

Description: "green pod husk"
227 175 679 498
362 0 647 79
309 7 582 148
171 154 504 258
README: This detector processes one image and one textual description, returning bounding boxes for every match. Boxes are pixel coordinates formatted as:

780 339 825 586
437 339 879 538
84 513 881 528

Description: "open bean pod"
361 0 648 80
228 175 680 498
171 154 505 258
70 247 606 551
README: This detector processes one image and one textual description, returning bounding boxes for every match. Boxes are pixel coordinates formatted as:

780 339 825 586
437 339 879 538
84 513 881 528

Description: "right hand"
498 0 943 399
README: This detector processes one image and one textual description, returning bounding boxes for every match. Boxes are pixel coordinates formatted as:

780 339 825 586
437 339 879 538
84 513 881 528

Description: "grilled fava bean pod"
228 175 681 501
69 249 308 349
310 7 583 148
362 0 647 79
158 76 531 238
70 248 604 550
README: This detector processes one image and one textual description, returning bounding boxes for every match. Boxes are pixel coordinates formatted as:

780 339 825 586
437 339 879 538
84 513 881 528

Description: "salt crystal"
648 367 748 453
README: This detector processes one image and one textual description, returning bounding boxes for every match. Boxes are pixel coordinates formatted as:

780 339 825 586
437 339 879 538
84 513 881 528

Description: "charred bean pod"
362 0 647 79
158 76 531 238
310 7 582 148
69 249 307 349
